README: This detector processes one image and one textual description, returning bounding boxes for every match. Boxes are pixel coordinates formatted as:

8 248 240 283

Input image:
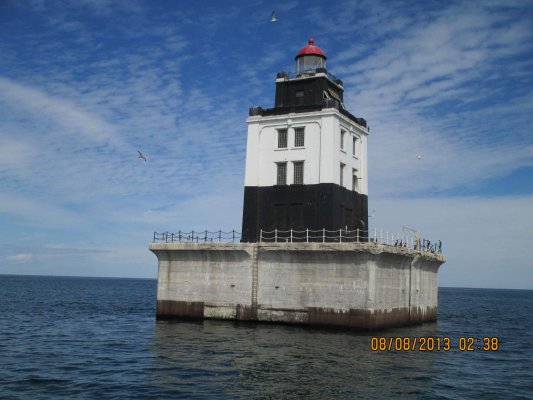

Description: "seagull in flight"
416 154 422 160
137 150 147 162
270 11 278 22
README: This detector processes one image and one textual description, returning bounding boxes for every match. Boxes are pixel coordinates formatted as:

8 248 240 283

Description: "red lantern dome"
295 38 327 74
295 38 327 60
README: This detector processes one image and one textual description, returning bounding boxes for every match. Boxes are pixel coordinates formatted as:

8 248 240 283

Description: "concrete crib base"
149 242 445 330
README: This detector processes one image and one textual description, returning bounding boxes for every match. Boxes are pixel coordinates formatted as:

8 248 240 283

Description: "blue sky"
0 0 532 289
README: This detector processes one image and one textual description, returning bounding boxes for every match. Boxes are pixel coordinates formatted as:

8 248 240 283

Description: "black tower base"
241 183 368 243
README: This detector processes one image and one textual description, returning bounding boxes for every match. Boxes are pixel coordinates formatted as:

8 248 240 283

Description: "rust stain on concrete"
156 300 204 319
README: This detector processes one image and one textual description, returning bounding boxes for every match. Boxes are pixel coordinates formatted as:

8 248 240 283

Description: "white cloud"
328 1 533 197
0 192 84 228
369 195 533 289
6 253 32 262
0 77 121 145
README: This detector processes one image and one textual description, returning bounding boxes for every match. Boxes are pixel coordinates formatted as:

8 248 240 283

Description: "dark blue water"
0 275 532 399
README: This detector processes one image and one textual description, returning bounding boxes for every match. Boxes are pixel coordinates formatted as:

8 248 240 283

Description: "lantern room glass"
296 55 325 74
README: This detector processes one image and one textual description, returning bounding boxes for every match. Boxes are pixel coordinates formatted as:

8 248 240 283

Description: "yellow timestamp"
370 336 500 352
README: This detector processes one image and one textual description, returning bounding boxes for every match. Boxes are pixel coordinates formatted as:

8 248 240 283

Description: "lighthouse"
149 39 445 330
241 39 369 242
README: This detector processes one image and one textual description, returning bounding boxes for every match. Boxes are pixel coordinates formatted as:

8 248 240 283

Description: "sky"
0 0 532 289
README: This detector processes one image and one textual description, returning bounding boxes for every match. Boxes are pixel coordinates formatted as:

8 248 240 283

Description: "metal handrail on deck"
259 228 443 254
153 230 241 243
152 228 442 254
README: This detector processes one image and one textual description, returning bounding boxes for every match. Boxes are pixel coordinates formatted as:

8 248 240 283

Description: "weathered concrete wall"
149 242 445 330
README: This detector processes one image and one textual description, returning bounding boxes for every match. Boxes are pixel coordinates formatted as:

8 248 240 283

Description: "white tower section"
244 105 369 194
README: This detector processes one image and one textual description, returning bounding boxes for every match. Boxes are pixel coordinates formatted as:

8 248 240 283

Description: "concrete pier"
149 242 445 330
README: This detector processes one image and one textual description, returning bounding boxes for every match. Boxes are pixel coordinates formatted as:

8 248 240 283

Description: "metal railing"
259 228 443 254
249 99 367 128
152 228 443 254
276 68 343 85
153 230 241 243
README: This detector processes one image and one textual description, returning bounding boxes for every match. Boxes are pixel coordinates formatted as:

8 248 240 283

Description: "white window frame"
276 162 287 185
352 168 359 192
294 127 305 147
293 161 304 185
277 129 288 149
352 136 358 157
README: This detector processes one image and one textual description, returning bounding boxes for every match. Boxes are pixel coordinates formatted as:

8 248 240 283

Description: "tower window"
352 169 359 192
340 163 345 187
294 127 305 147
277 129 287 149
352 136 358 156
276 162 287 185
340 129 346 151
293 161 304 185
295 90 304 105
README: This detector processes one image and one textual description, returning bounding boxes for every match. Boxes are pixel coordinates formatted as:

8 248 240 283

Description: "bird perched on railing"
137 150 147 162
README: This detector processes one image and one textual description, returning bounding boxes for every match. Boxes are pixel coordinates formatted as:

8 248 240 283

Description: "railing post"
232 230 235 242
290 229 293 243
386 232 389 245
323 228 325 243
178 230 181 242
339 229 342 243
192 230 194 243
275 229 277 243
306 228 309 243
218 230 221 242
356 228 359 242
260 229 263 242
205 230 208 243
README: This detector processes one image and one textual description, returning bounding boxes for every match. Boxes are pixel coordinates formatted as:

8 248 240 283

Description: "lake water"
0 275 532 399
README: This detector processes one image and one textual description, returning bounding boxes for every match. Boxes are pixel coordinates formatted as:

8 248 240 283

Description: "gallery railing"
152 229 442 254
153 230 241 243
259 228 443 254
249 99 367 128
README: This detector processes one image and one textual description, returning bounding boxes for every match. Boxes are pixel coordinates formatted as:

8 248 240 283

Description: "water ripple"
0 276 532 399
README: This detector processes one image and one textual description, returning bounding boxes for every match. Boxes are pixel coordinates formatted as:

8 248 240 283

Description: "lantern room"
295 38 327 75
